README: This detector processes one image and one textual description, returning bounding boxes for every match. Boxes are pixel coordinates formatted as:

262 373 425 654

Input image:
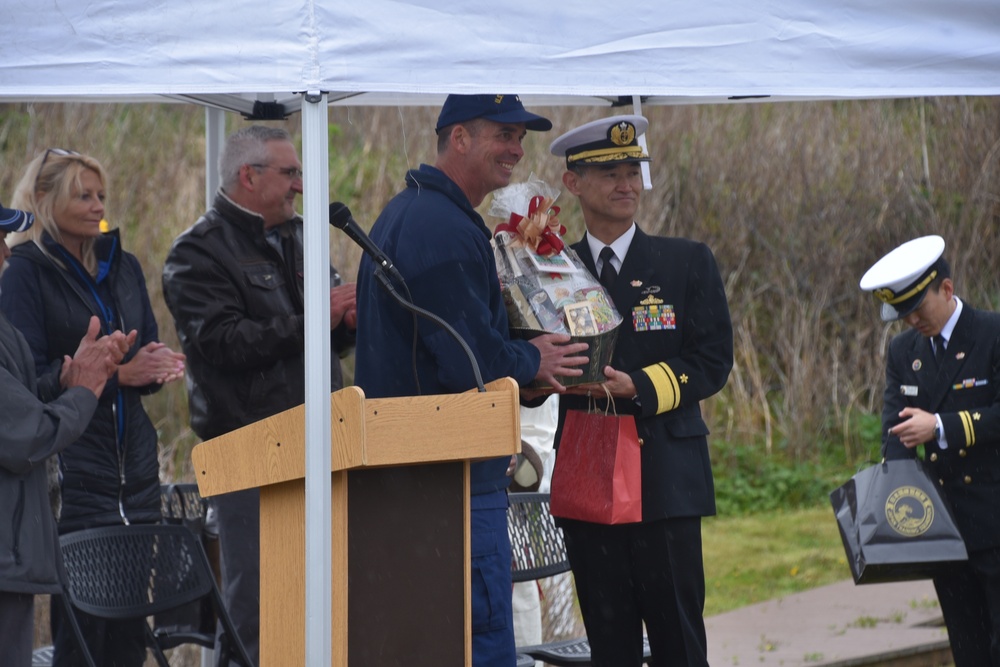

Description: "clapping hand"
61 316 138 396
331 282 358 329
119 341 187 386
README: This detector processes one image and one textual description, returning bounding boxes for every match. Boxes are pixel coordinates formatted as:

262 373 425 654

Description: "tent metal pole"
301 91 333 667
204 108 225 207
202 105 227 667
632 95 652 191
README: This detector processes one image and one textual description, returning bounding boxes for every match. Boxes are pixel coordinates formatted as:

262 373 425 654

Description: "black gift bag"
829 457 968 585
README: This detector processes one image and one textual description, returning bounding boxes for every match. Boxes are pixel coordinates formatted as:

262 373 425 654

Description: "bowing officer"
861 235 1000 666
549 115 734 666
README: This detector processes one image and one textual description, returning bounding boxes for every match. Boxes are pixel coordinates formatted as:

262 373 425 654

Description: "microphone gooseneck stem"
373 266 486 393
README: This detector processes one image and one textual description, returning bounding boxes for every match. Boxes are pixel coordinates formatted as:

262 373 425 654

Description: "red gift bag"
550 391 642 524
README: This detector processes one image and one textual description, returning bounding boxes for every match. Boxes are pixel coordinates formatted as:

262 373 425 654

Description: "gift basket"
489 175 622 388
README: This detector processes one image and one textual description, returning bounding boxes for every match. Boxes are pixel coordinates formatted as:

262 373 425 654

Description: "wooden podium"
191 377 520 667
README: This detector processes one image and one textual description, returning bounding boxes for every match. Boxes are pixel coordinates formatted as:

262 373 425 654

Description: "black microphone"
329 202 485 392
328 202 403 283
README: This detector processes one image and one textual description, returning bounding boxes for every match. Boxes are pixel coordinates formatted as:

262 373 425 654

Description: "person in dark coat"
163 125 357 665
0 201 131 667
353 94 589 666
548 115 734 667
1 150 185 667
861 235 1000 666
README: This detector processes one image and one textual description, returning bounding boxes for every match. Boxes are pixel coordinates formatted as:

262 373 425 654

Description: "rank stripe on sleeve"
643 361 680 414
959 410 976 447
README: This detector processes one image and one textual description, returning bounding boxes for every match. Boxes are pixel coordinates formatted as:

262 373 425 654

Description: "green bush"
712 412 885 516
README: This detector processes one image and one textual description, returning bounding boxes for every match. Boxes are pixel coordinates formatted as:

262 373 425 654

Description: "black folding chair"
30 645 56 667
59 523 253 667
160 482 209 534
507 492 651 666
516 652 537 667
156 482 219 647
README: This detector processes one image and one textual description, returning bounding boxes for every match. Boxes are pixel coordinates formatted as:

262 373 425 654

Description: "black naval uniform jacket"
555 226 734 521
882 303 1000 553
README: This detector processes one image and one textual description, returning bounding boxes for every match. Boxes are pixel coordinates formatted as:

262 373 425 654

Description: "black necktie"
599 246 617 289
932 334 945 362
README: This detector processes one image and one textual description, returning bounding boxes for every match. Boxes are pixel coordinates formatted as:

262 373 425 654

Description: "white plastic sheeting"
2 0 999 102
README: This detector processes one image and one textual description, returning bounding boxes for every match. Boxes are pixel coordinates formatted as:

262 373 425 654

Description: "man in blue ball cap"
0 201 132 666
861 235 1000 666
434 93 553 134
354 94 588 666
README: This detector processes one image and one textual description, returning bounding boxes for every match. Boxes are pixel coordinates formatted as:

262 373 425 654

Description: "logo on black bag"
885 486 934 536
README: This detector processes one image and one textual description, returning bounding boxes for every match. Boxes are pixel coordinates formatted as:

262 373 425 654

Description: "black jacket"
162 191 353 441
882 302 1000 552
0 313 97 594
556 227 734 521
0 232 162 532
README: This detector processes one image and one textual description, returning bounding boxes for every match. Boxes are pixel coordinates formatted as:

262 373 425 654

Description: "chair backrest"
160 483 207 534
155 483 220 642
59 524 215 619
507 492 571 583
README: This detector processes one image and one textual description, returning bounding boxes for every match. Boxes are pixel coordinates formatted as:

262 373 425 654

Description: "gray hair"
219 126 292 191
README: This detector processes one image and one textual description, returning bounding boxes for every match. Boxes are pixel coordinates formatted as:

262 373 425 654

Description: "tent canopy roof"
4 0 999 110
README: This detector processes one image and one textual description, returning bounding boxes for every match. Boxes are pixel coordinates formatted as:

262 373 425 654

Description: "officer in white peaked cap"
550 114 650 168
547 114 733 667
861 234 1000 666
859 235 947 321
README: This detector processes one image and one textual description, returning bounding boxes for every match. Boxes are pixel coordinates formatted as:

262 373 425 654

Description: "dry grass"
4 98 998 474
3 97 998 662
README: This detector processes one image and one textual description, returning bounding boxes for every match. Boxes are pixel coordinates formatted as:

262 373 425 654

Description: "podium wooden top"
192 377 521 497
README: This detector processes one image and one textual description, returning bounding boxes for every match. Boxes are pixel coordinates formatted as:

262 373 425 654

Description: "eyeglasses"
249 164 304 180
35 148 81 192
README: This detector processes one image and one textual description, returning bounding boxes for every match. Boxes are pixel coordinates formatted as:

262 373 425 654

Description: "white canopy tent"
5 0 1000 101
4 1 999 663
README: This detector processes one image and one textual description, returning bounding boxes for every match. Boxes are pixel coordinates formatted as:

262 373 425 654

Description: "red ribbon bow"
493 195 565 256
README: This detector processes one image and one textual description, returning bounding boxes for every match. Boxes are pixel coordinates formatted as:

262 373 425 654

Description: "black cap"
0 202 34 233
435 94 552 133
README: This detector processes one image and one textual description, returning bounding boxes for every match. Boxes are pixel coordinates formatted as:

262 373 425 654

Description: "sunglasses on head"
35 148 82 192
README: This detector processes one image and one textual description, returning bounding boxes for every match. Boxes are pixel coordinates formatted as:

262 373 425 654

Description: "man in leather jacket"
162 125 356 664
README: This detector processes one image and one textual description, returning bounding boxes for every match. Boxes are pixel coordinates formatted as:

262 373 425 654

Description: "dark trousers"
561 516 709 667
0 591 34 667
214 488 260 667
471 491 516 667
934 545 1000 666
51 594 146 667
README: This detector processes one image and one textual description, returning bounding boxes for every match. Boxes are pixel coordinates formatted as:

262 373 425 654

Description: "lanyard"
55 240 119 335
54 242 127 445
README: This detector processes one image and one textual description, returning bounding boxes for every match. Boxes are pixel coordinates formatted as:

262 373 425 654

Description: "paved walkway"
706 578 952 666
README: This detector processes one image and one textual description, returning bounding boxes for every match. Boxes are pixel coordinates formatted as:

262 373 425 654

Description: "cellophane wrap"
489 176 622 387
